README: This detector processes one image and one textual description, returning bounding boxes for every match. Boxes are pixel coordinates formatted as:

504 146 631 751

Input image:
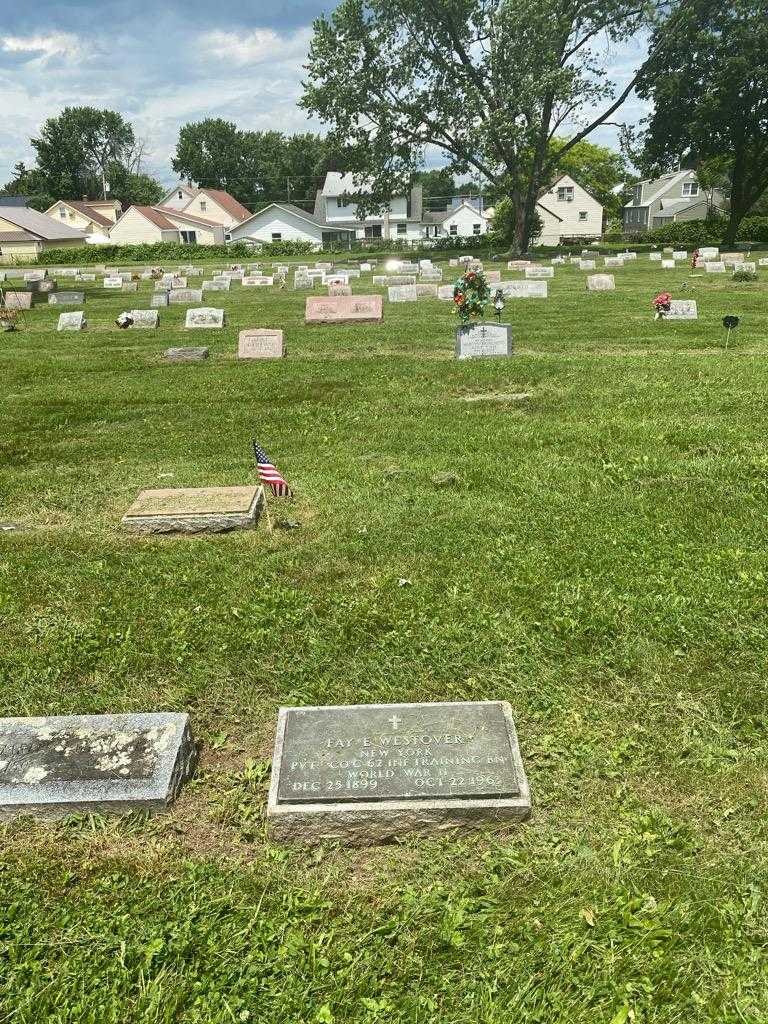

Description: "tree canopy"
3 107 164 211
301 0 669 251
171 120 337 209
636 0 768 243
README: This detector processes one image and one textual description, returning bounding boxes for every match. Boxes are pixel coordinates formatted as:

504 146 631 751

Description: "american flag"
253 442 293 497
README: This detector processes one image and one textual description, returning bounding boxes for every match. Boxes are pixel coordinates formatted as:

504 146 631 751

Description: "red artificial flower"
653 292 672 308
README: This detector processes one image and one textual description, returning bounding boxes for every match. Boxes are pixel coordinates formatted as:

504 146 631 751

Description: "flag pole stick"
262 491 273 534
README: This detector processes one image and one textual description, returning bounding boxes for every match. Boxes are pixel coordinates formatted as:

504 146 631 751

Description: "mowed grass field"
1 254 768 1023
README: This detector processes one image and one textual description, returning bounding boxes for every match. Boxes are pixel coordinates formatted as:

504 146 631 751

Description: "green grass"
2 256 768 1023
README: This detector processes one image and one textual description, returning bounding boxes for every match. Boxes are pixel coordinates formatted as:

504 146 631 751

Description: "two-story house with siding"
534 174 604 245
623 169 728 233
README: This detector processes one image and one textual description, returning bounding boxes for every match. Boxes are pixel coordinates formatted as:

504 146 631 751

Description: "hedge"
33 239 320 266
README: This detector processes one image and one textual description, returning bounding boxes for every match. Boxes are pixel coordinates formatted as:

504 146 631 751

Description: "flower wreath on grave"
653 291 672 320
453 269 491 325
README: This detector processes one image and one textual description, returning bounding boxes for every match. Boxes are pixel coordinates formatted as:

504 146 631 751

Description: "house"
44 199 123 238
623 169 727 233
314 172 425 241
159 184 251 228
423 202 490 239
228 202 356 246
108 205 226 245
0 206 86 262
534 174 604 245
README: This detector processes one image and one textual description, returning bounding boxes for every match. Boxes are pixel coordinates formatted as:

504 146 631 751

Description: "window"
271 232 282 241
682 182 699 197
364 224 382 238
557 186 574 201
200 200 207 212
472 223 482 235
578 211 588 221
178 191 184 200
449 224 458 236
180 230 197 244
396 222 407 236
59 206 67 219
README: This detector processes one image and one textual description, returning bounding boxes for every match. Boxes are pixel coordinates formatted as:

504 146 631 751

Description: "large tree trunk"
721 204 745 246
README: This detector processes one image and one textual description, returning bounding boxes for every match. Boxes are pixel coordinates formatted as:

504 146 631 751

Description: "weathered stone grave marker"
122 486 264 534
49 292 85 305
305 295 383 324
586 274 615 291
457 321 512 359
185 307 225 329
238 329 284 359
0 712 195 820
57 311 86 332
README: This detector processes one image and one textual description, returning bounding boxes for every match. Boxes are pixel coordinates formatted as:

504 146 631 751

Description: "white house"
158 184 252 228
533 175 603 245
315 172 425 241
423 201 490 239
228 203 355 247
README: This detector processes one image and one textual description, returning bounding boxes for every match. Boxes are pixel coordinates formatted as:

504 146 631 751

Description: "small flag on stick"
253 441 293 497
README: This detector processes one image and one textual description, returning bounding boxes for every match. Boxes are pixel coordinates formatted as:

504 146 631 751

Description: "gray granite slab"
267 700 530 844
0 712 196 820
151 292 170 307
185 307 225 329
164 346 209 362
456 322 513 359
49 291 85 305
57 311 86 331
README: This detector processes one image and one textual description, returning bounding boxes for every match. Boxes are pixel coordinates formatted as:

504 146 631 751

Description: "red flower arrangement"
653 291 672 319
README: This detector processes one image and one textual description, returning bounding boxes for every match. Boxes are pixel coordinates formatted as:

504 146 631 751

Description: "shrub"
35 241 260 266
736 216 768 244
732 268 758 282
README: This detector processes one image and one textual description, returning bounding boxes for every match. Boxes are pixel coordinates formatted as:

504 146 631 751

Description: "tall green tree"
301 0 672 252
1 163 55 211
171 121 335 208
636 0 768 244
31 107 136 199
415 168 457 207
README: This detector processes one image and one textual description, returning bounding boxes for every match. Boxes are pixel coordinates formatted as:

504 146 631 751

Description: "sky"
0 2 650 194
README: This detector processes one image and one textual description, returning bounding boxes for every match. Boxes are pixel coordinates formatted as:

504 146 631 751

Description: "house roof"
624 170 691 209
321 172 372 198
536 202 563 223
129 206 180 231
154 205 225 228
0 230 37 242
234 202 355 233
196 189 252 223
0 206 86 241
62 201 114 228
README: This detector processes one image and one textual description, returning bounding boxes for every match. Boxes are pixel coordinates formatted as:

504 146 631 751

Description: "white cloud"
1 32 83 63
199 27 310 67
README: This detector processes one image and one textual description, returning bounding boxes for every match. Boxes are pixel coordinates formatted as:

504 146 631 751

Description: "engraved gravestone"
661 259 675 269
456 322 512 359
151 291 170 307
243 276 274 287
185 307 225 328
507 260 533 270
305 295 383 324
104 278 123 288
437 285 455 300
415 284 438 298
662 300 698 320
586 274 615 291
122 485 264 534
578 260 596 270
238 329 284 359
170 277 188 289
485 270 501 284
57 311 86 331
169 289 204 305
267 700 530 844
604 257 624 268
203 278 230 291
497 281 547 299
525 266 554 279
672 251 688 260
329 284 352 297
49 291 85 305
27 279 57 294
705 262 726 273
0 712 195 820
3 291 33 310
649 252 663 261
128 309 159 329
294 274 313 289
388 285 418 302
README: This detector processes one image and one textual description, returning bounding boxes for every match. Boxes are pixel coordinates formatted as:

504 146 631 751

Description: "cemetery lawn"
3 256 768 1023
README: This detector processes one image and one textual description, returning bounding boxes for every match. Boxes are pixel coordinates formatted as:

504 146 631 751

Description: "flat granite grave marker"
104 277 123 288
185 307 225 329
328 284 352 297
243 276 274 287
525 266 554 279
437 284 455 300
203 279 230 291
49 291 85 305
672 251 688 260
586 274 615 291
661 259 675 269
649 252 663 261
662 300 698 320
151 292 170 307
305 295 383 324
705 261 726 273
164 347 209 362
267 700 530 844
238 328 284 359
578 260 596 270
122 485 264 534
27 279 57 294
0 712 196 820
57 311 86 332
604 257 625 268
415 284 438 298
456 321 512 359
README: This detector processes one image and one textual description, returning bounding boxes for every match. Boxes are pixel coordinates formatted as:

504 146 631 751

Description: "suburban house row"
0 170 723 260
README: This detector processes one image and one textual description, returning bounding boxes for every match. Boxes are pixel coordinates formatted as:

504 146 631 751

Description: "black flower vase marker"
723 315 740 350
